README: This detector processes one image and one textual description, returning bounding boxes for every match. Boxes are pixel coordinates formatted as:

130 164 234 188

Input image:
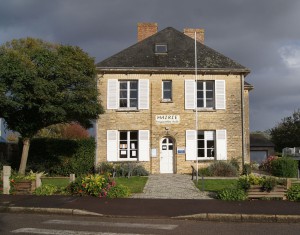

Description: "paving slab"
131 174 212 199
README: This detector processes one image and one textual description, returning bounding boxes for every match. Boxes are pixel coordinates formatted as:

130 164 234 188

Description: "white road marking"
43 219 178 230
12 228 152 235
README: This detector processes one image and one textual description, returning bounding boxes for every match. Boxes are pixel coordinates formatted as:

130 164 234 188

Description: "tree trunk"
18 138 31 175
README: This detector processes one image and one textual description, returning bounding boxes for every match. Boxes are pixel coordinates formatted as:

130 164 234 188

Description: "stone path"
131 174 212 199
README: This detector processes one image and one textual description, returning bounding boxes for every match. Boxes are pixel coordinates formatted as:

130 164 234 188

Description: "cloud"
1 0 300 131
279 44 300 68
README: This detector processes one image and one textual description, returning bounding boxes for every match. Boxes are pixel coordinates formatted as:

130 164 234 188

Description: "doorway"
160 137 174 173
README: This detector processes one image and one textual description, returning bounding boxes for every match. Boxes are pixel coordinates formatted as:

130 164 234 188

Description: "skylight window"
155 44 168 54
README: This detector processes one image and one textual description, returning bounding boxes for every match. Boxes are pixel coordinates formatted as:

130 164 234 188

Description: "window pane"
119 99 127 107
207 140 214 148
206 91 213 99
198 140 204 148
206 81 214 90
120 132 127 140
119 82 127 89
130 90 137 98
206 99 214 108
130 81 138 89
198 149 205 157
197 99 204 107
156 44 167 53
169 145 173 150
130 99 137 107
163 81 172 90
198 131 204 139
197 82 203 90
130 131 138 140
207 149 214 157
130 150 138 158
163 91 171 100
120 90 127 98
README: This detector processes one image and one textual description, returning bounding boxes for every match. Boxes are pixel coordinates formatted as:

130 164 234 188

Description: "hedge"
12 138 95 176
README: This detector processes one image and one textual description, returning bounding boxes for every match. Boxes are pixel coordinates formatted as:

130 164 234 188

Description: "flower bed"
12 180 36 195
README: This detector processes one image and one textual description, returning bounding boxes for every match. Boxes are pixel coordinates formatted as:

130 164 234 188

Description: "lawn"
41 176 148 194
41 178 70 188
195 179 238 192
115 176 148 194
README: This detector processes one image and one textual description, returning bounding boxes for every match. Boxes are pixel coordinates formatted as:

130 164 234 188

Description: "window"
162 80 172 101
197 131 215 159
186 129 226 161
107 79 149 110
197 81 214 108
155 44 168 53
185 79 225 110
119 80 138 108
119 131 138 159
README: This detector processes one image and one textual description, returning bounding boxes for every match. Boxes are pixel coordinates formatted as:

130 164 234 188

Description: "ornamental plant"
259 156 278 173
287 185 300 201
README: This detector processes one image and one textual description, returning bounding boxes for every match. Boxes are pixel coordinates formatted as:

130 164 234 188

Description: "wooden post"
70 174 75 183
3 166 11 194
287 178 292 189
36 173 42 188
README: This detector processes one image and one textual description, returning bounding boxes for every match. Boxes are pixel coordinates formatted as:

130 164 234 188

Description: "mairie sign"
155 115 180 124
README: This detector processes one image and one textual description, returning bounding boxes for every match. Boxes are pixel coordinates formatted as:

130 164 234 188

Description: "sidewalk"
131 174 211 199
1 174 300 222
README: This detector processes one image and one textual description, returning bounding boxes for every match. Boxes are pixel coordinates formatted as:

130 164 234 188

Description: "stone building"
96 23 252 174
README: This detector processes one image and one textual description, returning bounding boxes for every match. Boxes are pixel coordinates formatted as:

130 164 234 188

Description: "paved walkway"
131 174 212 199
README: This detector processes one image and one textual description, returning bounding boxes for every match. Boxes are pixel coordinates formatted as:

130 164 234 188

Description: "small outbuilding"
250 133 275 163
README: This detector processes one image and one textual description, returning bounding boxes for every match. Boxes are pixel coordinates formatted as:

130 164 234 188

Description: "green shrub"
217 188 247 201
261 176 277 192
229 158 240 172
242 163 252 175
132 165 149 176
18 138 95 176
287 185 300 201
259 156 278 172
207 161 238 177
97 162 149 177
66 174 117 198
107 184 131 198
270 157 298 177
198 167 211 176
34 184 58 195
97 162 114 174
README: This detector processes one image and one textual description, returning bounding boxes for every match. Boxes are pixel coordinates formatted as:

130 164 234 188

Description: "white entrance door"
160 137 174 173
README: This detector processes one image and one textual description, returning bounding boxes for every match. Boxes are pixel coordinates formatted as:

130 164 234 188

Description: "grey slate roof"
97 27 250 73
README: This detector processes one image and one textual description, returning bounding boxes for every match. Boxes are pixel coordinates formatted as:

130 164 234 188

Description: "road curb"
0 206 103 217
173 213 300 223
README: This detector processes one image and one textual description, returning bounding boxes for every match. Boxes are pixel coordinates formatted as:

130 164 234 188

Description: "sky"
1 0 300 132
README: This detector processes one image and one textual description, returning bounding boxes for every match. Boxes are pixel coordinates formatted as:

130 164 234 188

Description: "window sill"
160 99 173 103
194 158 215 162
117 159 138 162
117 108 139 112
194 108 216 112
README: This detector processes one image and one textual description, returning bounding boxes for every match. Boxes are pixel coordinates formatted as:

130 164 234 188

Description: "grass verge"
195 179 238 192
114 176 148 194
41 178 70 188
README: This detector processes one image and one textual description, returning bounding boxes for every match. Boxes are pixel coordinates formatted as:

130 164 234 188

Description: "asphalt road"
1 212 300 235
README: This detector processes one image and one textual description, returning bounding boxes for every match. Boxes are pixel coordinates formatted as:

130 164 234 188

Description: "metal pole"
195 31 199 182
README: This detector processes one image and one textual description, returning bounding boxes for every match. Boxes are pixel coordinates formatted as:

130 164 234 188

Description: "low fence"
1 166 75 195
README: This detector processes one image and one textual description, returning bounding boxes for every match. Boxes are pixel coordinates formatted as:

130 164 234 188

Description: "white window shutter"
107 130 118 162
139 130 150 161
185 80 195 110
186 130 197 160
215 80 226 110
107 79 118 109
138 79 149 109
216 130 227 160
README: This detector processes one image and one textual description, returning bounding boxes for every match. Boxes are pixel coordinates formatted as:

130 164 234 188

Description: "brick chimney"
137 22 158 42
184 28 205 44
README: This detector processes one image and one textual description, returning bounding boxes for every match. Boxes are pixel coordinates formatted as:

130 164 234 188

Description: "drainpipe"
241 74 245 169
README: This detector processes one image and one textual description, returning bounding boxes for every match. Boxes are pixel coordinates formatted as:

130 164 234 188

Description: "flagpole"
195 31 199 182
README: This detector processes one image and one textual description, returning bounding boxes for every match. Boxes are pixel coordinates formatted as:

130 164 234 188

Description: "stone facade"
96 73 251 174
